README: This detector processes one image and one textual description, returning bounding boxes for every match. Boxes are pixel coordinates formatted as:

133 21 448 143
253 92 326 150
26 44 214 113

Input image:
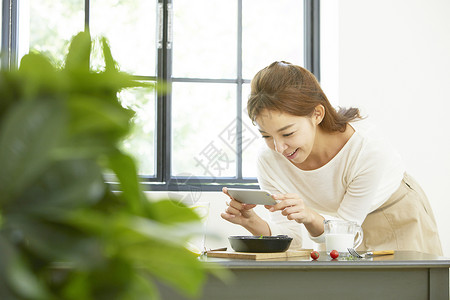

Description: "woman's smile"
285 148 299 160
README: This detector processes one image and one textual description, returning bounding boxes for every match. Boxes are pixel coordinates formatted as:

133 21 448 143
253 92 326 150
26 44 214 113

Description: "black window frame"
1 0 320 192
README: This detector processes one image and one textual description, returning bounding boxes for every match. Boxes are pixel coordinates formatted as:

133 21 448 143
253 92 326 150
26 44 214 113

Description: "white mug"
324 219 363 256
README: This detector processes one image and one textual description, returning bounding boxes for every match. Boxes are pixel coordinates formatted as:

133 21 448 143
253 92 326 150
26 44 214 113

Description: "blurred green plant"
0 31 213 299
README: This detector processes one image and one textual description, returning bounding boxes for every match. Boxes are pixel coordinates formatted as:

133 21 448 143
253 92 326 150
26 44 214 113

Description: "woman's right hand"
220 187 258 227
221 188 271 236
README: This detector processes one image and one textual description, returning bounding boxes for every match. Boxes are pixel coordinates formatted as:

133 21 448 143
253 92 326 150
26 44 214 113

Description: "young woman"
221 61 442 255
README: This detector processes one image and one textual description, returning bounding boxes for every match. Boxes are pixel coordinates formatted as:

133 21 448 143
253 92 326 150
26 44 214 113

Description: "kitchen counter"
157 251 450 300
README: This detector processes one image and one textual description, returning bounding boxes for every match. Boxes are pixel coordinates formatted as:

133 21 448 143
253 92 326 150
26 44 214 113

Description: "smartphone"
226 188 277 205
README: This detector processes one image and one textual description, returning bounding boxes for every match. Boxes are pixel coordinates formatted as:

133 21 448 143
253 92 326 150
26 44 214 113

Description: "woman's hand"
221 187 271 235
266 193 324 237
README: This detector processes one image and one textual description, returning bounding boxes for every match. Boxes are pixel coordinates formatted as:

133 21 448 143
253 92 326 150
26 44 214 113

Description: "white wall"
335 0 450 256
147 0 450 257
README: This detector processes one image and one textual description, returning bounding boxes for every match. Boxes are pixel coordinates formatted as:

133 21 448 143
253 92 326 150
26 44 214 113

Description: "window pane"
242 83 262 178
90 0 157 76
172 82 236 177
18 0 84 65
172 0 237 79
242 0 304 79
119 86 156 176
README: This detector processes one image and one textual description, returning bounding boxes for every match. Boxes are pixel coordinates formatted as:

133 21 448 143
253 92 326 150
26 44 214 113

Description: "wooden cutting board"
206 249 313 260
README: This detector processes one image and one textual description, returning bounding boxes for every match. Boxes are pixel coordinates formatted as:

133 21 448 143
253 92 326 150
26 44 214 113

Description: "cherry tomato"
310 251 320 260
330 250 339 259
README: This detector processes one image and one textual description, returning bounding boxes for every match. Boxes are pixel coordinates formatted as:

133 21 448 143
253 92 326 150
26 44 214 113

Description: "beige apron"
358 173 443 256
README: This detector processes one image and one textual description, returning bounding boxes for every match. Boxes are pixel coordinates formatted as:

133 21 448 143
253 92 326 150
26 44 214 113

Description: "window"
2 0 319 191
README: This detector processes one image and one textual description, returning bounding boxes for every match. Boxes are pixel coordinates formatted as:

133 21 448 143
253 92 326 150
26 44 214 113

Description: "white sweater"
256 120 405 248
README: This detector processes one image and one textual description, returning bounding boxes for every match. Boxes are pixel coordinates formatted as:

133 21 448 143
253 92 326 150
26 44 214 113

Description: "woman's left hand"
265 193 325 237
265 193 314 224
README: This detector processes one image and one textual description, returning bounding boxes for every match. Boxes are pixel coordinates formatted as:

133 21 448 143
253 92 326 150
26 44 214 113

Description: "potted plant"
0 31 213 299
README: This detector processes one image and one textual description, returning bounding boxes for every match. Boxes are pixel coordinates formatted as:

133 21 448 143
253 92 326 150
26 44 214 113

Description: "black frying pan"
228 235 293 253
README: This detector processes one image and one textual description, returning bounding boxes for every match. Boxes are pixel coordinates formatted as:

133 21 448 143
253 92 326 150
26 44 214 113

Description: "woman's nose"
274 139 287 153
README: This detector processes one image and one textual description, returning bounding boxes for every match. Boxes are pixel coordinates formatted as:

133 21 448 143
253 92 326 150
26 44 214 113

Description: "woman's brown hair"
248 61 361 132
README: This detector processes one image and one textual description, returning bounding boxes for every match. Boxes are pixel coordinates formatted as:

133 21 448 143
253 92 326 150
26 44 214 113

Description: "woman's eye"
283 132 294 137
261 135 271 139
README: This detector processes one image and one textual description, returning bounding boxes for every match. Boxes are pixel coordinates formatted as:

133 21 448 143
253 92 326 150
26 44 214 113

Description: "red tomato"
310 251 320 260
330 250 339 259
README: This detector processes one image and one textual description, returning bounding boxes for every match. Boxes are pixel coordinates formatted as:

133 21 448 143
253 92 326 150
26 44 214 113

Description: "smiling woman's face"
255 109 318 165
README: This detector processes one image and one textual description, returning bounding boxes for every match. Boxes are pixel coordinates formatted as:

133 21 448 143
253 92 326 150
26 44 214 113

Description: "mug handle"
353 225 364 249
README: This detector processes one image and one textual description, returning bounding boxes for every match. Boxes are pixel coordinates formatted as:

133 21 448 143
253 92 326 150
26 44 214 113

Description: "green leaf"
0 98 66 204
107 151 144 213
0 234 52 300
18 53 67 99
0 235 21 299
9 217 104 268
19 52 56 75
59 94 134 160
8 254 52 300
145 200 201 225
66 256 134 300
64 70 150 95
67 94 133 137
126 238 206 298
11 159 105 216
124 273 160 300
101 37 118 72
65 31 91 72
0 72 21 120
59 272 92 300
63 210 208 298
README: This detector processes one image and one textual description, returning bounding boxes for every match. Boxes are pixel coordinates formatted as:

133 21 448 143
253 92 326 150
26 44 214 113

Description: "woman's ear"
313 105 325 125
